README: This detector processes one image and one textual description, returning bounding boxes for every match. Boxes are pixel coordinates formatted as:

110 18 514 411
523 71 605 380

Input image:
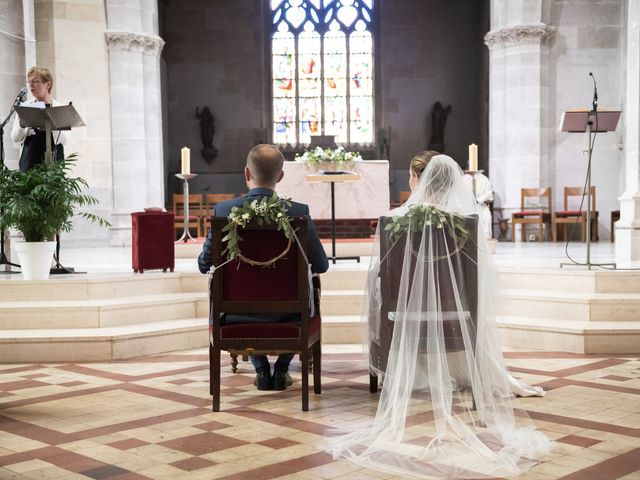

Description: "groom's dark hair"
247 144 284 186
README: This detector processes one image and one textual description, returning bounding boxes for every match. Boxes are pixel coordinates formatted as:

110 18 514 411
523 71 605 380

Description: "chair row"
172 193 239 238
512 187 601 242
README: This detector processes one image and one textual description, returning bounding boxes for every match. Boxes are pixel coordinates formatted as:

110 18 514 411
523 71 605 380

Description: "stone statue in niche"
427 101 452 153
195 106 218 164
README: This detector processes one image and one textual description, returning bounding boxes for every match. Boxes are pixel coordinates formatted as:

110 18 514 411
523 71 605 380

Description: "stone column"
616 1 640 264
485 24 555 215
105 0 165 246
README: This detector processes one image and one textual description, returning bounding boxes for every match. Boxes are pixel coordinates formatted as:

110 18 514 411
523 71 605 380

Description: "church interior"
1 0 640 479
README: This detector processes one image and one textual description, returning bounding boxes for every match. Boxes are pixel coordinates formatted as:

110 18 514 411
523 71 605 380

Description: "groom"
198 144 329 391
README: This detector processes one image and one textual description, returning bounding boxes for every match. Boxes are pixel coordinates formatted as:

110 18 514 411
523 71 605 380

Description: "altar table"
278 160 390 220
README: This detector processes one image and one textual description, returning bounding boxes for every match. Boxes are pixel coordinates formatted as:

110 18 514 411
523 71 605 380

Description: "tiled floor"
1 346 640 479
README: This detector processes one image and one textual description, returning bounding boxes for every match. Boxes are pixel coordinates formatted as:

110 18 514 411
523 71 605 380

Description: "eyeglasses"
27 79 42 86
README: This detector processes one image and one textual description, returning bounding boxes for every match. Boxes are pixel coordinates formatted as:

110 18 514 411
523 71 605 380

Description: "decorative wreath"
385 204 472 260
221 193 294 266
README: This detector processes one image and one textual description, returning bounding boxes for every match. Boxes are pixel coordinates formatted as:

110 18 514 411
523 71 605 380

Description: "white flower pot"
14 241 56 280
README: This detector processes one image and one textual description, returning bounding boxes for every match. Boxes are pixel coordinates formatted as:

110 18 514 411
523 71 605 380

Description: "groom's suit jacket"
197 187 328 275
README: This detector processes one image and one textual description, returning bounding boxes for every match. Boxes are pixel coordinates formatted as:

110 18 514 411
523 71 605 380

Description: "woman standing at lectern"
11 66 70 171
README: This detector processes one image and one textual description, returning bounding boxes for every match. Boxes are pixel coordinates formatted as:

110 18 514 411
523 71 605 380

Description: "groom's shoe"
272 371 293 391
254 370 272 391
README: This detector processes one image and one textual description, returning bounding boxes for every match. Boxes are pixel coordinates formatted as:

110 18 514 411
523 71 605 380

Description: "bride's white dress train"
329 155 551 479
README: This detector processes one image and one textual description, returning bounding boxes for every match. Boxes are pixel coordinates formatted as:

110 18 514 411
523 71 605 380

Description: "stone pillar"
616 1 640 265
485 23 555 214
105 0 165 246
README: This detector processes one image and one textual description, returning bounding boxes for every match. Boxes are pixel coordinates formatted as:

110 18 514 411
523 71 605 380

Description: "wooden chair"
511 188 552 242
369 215 478 393
173 193 203 239
202 193 236 234
611 209 620 242
208 216 322 411
553 186 598 242
399 190 411 203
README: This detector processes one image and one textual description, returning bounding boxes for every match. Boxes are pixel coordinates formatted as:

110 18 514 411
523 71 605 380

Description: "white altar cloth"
278 160 390 219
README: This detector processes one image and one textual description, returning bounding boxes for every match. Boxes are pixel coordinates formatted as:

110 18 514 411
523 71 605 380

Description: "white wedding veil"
329 155 551 478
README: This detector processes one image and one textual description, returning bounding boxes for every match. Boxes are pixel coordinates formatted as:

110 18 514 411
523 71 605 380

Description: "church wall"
548 0 624 240
162 0 488 203
0 0 28 171
380 0 487 197
162 0 266 200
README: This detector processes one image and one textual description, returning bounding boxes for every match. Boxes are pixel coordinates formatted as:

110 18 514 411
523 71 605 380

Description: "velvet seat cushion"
218 314 321 339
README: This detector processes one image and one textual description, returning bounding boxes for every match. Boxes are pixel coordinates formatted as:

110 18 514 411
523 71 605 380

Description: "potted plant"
0 155 109 279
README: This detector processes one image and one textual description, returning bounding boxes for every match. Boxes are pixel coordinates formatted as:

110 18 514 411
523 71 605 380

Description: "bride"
329 153 551 479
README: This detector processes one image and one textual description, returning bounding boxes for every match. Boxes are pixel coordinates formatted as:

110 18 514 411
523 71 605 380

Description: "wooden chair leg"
539 222 543 242
313 342 321 395
511 221 516 242
582 221 586 242
301 351 309 411
211 345 221 411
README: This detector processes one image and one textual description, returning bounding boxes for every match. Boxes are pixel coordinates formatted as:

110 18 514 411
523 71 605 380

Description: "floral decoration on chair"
385 204 472 259
221 193 294 265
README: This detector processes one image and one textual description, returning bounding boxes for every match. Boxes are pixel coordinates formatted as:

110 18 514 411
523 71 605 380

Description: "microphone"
14 87 27 104
589 72 598 112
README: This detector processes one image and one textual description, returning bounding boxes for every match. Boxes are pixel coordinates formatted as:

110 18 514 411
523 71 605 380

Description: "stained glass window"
271 0 374 146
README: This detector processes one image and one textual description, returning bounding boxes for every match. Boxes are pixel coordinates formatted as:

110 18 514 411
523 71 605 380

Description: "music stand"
15 104 85 165
559 109 620 270
15 104 86 274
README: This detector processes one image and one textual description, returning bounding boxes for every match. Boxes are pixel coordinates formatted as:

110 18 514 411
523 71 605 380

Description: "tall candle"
181 147 190 175
468 144 478 171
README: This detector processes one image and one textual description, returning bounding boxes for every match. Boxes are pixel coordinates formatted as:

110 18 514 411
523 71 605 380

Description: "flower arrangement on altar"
294 146 362 166
385 204 471 253
221 193 293 262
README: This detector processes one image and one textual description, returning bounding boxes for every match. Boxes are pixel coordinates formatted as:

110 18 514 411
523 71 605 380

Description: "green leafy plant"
294 146 362 166
0 155 110 242
385 204 471 249
221 193 293 261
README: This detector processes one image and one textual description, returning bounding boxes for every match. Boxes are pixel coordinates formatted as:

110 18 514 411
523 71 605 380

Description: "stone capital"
105 30 165 56
484 24 555 49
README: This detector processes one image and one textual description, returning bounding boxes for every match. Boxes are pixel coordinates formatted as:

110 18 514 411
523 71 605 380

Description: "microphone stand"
0 98 21 274
561 73 615 270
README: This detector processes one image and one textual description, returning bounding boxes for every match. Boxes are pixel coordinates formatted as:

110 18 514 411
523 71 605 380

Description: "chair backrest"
521 187 552 212
564 186 596 211
205 193 236 216
377 215 478 351
399 191 411 203
209 216 309 316
173 193 203 216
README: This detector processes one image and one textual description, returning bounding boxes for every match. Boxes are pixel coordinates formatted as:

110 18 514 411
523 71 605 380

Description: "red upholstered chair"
208 216 321 412
511 188 553 242
131 211 175 273
553 186 598 242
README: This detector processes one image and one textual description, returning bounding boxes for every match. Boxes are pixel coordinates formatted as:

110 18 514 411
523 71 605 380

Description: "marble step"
0 292 209 329
319 289 365 316
499 289 640 322
499 268 640 294
321 315 365 344
0 274 198 301
0 318 209 362
497 315 640 354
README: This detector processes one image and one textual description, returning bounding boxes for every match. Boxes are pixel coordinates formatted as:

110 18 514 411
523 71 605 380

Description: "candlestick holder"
175 173 198 242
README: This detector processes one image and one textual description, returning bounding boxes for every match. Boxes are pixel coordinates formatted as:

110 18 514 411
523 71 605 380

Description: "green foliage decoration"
294 146 362 166
221 192 293 261
0 155 110 242
385 204 471 252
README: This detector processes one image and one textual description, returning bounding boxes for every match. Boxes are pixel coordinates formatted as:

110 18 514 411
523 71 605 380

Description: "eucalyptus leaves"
385 204 471 248
221 193 293 261
295 146 362 166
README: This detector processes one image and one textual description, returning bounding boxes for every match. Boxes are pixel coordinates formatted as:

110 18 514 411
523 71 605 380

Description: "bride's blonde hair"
410 150 441 178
